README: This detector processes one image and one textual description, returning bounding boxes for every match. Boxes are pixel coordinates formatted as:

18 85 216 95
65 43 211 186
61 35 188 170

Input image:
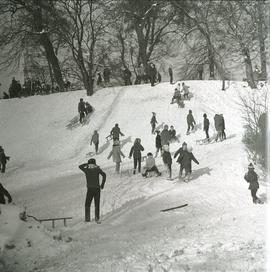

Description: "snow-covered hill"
0 81 268 271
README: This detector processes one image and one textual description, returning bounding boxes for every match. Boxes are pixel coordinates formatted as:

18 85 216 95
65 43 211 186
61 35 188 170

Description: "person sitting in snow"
79 158 106 223
174 142 188 179
169 125 179 143
90 130 99 154
160 125 171 147
155 130 162 158
150 112 158 134
85 102 93 114
182 82 190 100
129 138 144 175
186 110 196 134
177 145 199 182
110 123 124 141
244 163 261 204
142 152 161 178
0 182 12 204
0 146 10 173
107 139 125 173
162 145 172 180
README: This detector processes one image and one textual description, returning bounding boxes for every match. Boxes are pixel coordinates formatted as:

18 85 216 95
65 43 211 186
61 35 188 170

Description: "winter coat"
187 113 195 125
203 117 210 131
169 129 176 139
108 145 125 163
129 142 144 159
214 114 223 131
162 151 172 165
110 126 124 139
78 101 85 112
151 116 157 125
79 163 106 189
0 150 9 164
244 170 259 190
145 157 156 169
174 147 187 164
91 133 99 145
173 90 181 98
160 129 171 146
183 85 189 94
0 183 12 204
156 135 162 148
178 152 199 172
220 115 225 130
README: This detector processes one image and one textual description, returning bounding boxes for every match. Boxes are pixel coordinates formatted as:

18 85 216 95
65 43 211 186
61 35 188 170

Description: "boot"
85 207 90 222
133 169 136 175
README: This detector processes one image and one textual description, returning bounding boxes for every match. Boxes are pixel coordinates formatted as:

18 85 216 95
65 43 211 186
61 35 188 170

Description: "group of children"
171 82 190 107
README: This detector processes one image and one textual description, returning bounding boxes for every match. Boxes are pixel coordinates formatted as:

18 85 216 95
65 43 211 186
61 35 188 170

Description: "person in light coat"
107 140 125 173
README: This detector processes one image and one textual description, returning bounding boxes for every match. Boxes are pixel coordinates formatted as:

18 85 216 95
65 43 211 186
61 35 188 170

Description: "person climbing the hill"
186 110 196 135
161 125 171 147
220 114 226 140
171 88 181 104
142 152 161 178
162 145 172 180
174 142 188 180
129 138 144 174
0 182 12 204
78 98 86 124
178 145 199 182
182 82 190 100
169 125 179 143
0 146 10 173
168 66 173 84
90 130 99 154
244 163 262 204
85 102 93 114
110 123 124 141
79 158 106 223
203 113 210 141
107 140 125 174
214 114 223 142
150 112 158 134
155 130 162 157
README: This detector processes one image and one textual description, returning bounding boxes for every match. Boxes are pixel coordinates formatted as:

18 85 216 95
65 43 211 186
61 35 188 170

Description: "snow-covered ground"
0 81 268 271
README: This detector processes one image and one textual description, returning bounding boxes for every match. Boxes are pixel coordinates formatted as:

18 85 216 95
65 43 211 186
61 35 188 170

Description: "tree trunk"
257 1 267 80
135 25 148 68
243 48 256 89
207 43 215 79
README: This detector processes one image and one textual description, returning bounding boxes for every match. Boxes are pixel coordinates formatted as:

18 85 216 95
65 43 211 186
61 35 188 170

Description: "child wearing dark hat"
244 163 262 204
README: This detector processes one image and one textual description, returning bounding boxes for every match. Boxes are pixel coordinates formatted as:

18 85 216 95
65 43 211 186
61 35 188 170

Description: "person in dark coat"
78 98 86 124
186 110 196 134
168 66 173 84
157 72 161 83
155 130 162 157
150 112 158 134
220 114 226 140
160 125 171 147
103 67 111 84
97 73 102 86
203 113 210 140
214 114 223 141
244 163 260 204
110 123 124 141
0 183 12 204
123 68 132 86
174 142 188 179
90 130 99 154
178 145 199 181
79 158 106 223
169 125 179 142
148 63 156 87
162 145 172 179
0 147 10 173
129 138 144 174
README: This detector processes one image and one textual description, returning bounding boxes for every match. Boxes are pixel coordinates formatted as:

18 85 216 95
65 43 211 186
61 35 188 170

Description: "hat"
147 152 153 156
182 142 187 146
248 163 254 169
203 113 207 118
115 123 119 127
189 110 192 113
88 158 96 164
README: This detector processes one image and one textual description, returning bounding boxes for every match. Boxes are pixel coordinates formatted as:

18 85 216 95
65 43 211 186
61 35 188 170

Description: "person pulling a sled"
142 152 161 178
79 158 106 223
78 98 86 124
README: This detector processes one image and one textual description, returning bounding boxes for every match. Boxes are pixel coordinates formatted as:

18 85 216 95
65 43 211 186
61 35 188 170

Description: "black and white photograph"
0 0 269 271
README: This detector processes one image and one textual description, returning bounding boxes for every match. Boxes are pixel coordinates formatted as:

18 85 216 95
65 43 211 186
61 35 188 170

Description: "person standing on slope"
129 138 144 174
107 140 125 173
244 163 261 204
150 112 158 134
0 183 12 204
186 110 196 135
168 66 173 84
90 130 99 154
203 113 210 141
220 114 226 140
110 123 125 141
160 125 171 147
79 158 106 223
155 130 162 157
177 145 199 181
78 98 86 124
182 82 190 100
162 145 172 179
174 142 188 179
214 114 223 141
0 146 10 173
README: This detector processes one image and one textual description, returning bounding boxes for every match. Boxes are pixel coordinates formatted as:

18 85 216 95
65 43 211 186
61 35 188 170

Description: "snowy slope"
0 81 268 271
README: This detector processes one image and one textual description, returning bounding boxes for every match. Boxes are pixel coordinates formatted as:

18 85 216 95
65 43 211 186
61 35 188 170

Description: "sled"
27 214 73 228
105 135 113 142
196 138 210 145
86 151 96 157
160 204 188 212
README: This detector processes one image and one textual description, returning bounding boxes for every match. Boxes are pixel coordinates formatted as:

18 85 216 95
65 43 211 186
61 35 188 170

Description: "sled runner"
160 204 188 212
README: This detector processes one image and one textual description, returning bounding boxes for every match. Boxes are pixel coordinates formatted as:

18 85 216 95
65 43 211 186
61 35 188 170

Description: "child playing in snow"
90 130 99 154
155 130 162 157
107 140 125 173
150 112 158 134
142 152 161 178
162 145 172 179
244 163 262 204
